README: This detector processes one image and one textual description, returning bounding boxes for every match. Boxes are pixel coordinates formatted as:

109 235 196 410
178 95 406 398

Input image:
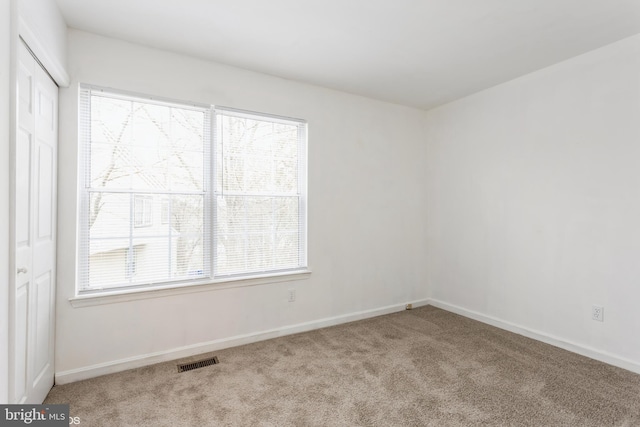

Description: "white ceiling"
55 0 640 110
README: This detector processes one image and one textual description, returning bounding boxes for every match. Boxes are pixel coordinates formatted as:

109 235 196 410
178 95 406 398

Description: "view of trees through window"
215 113 302 276
80 88 306 292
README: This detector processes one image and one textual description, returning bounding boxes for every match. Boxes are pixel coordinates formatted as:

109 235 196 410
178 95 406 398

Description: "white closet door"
12 40 58 404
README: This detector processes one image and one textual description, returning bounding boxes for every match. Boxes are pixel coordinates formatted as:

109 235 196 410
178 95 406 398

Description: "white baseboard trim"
427 298 640 375
55 298 430 385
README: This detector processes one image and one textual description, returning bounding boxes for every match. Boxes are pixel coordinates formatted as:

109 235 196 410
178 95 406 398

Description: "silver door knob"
17 267 28 274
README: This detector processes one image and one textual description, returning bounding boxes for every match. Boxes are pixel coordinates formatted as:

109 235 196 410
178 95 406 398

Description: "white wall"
426 34 640 370
55 30 429 380
0 0 13 404
17 0 68 86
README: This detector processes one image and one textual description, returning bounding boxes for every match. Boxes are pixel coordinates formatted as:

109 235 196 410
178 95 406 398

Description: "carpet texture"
44 306 640 426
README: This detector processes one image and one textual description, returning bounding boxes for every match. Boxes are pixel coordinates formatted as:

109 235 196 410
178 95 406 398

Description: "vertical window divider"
210 107 218 279
203 107 213 280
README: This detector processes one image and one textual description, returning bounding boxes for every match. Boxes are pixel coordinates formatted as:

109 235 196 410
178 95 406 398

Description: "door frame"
1 0 13 405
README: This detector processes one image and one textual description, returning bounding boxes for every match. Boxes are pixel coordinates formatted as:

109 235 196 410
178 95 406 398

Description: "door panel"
14 285 28 401
37 144 53 239
15 129 31 247
13 41 35 405
11 40 58 404
33 272 52 380
17 62 32 120
30 45 58 404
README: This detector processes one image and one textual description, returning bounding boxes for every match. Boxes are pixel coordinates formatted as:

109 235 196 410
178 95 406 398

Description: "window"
214 109 307 278
133 195 153 227
78 86 307 293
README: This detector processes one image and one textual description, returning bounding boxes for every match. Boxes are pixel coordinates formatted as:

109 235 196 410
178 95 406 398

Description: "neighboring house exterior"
88 194 182 289
85 135 204 290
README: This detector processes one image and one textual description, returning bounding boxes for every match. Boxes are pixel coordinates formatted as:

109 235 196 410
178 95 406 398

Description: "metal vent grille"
177 356 219 373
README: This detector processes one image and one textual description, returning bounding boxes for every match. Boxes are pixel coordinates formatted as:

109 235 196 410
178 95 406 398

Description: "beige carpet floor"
44 306 640 426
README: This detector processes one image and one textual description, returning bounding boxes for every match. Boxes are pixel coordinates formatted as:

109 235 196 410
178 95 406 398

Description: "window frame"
77 84 309 298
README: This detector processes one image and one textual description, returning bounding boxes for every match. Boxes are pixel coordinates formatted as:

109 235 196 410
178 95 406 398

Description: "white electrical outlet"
288 289 296 302
592 305 604 322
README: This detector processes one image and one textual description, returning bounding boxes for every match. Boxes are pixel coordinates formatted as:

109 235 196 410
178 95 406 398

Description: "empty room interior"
2 0 640 425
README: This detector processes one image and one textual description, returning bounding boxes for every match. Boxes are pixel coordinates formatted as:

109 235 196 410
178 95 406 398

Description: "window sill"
68 270 312 308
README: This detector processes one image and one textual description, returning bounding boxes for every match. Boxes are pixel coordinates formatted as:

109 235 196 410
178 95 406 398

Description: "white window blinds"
214 108 307 278
79 86 210 292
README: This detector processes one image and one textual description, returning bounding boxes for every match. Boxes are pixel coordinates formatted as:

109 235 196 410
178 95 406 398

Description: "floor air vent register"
177 356 220 372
